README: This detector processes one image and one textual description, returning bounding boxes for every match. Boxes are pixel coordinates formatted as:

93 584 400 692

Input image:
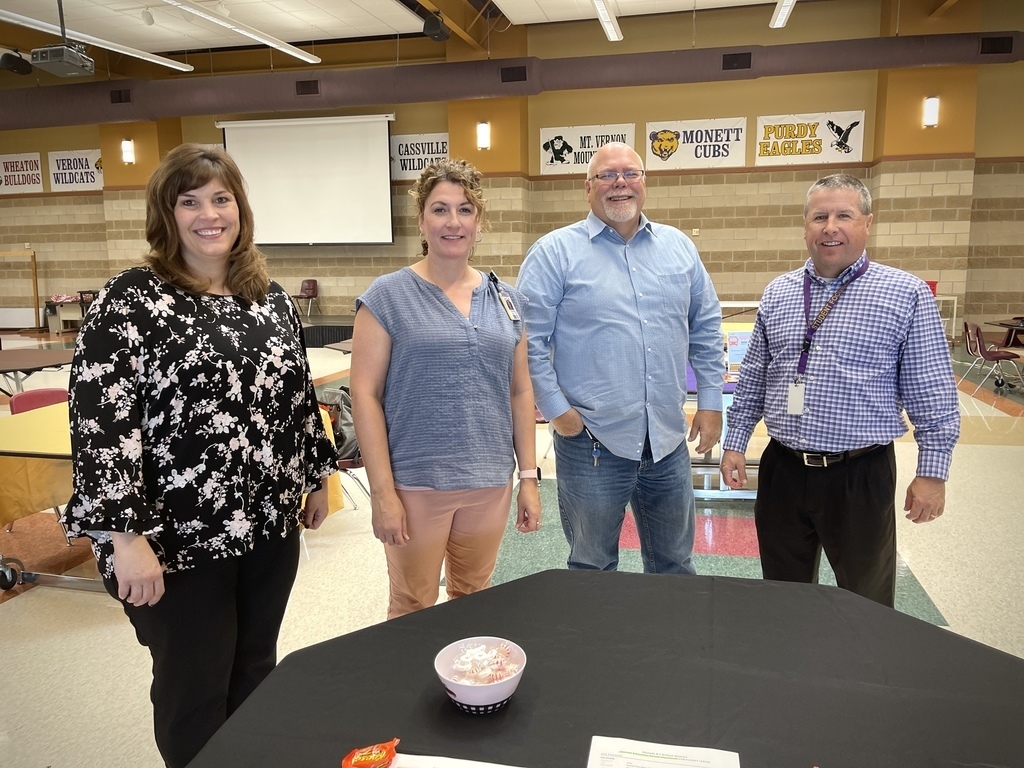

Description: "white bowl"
434 636 527 714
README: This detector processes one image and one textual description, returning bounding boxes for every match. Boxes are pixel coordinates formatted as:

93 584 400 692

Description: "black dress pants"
754 440 897 607
104 529 301 768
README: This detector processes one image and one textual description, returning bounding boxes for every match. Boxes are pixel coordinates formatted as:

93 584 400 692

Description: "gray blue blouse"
356 267 525 491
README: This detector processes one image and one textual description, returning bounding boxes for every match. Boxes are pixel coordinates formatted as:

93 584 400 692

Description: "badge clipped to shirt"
787 380 805 415
489 270 521 321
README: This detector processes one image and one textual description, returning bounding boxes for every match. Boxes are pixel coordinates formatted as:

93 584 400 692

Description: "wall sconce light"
923 97 940 128
477 122 491 151
121 139 136 164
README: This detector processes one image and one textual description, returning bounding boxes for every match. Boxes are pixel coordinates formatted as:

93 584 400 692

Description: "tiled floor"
2 330 1023 767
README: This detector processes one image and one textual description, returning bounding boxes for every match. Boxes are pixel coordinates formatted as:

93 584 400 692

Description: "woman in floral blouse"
63 144 338 768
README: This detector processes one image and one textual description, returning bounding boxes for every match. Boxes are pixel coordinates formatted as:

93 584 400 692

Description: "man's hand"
720 449 748 489
688 410 722 455
550 408 585 437
904 476 946 523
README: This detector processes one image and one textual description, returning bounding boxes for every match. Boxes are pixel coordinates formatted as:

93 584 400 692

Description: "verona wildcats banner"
755 110 865 166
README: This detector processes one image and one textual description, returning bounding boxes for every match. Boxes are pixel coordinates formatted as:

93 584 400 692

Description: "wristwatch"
518 467 542 482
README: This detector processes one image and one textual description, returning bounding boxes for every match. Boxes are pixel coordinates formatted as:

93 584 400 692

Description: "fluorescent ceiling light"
591 0 623 42
0 8 194 71
157 0 321 64
770 0 798 28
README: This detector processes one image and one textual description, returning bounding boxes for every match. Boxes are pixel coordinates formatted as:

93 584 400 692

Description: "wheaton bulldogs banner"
644 118 747 170
0 153 44 194
539 124 635 175
390 133 449 181
48 149 104 192
755 110 865 166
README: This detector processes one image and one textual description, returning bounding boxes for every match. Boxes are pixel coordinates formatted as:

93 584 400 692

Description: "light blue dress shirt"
517 212 725 463
723 253 960 479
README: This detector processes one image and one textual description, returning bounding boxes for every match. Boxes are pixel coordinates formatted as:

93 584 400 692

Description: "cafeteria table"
188 569 1024 768
0 347 75 395
0 401 102 592
985 318 1024 348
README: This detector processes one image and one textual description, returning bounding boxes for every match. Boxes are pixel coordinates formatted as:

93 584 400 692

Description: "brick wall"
2 162 1021 337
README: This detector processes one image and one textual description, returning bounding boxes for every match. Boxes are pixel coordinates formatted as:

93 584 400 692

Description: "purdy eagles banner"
539 124 636 175
644 118 747 170
755 110 865 166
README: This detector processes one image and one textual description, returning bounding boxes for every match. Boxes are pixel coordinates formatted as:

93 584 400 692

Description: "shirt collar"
585 211 654 242
805 250 869 286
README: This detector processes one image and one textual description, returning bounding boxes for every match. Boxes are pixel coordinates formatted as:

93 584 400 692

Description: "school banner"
539 124 635 175
755 110 865 166
0 153 44 194
644 118 747 170
390 133 449 181
48 149 104 192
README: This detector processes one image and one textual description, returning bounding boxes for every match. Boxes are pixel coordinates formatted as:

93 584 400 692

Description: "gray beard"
602 199 637 223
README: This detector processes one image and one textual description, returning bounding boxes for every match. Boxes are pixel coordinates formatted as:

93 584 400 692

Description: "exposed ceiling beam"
930 0 963 17
416 0 488 53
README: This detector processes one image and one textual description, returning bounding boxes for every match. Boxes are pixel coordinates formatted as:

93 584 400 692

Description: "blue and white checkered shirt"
518 212 725 463
723 253 960 479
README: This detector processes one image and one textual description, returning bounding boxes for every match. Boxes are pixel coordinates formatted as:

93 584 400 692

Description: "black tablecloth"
188 570 1024 768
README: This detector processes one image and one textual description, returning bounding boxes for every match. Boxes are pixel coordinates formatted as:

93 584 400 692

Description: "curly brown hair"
409 158 487 257
144 143 269 302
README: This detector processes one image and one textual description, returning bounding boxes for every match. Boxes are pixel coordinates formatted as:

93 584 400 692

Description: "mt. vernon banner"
539 124 635 175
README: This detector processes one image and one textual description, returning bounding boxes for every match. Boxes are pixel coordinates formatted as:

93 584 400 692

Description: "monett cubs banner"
49 149 104 192
755 110 865 166
645 118 747 170
539 124 636 175
0 153 44 194
391 133 449 181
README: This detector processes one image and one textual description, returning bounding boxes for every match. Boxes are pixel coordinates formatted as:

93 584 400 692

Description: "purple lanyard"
797 259 869 377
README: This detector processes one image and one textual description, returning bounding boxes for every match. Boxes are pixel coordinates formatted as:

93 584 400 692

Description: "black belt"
777 441 887 468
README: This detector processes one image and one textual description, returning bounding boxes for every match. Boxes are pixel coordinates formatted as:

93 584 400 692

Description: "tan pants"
386 482 513 619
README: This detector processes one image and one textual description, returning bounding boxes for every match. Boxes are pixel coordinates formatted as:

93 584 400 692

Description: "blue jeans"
553 430 696 574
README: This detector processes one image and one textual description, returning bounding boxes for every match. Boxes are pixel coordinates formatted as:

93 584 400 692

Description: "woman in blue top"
351 158 541 618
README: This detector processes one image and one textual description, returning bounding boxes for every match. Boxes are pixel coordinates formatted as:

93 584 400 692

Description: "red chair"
959 322 1024 393
291 279 321 317
9 387 68 414
6 387 70 542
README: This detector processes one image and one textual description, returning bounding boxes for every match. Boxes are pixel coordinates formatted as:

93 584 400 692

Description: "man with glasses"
517 142 724 574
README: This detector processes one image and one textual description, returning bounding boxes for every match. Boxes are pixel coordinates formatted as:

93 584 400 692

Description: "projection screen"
217 114 394 245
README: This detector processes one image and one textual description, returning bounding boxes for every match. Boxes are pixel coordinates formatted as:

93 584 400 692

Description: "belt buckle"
803 453 827 468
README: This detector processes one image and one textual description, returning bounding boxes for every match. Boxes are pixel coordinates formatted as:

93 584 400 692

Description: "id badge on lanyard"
489 270 521 321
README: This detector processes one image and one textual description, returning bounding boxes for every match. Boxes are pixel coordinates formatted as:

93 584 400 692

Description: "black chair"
291 279 321 317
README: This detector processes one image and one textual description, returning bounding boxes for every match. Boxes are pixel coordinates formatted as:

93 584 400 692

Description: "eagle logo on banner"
826 120 861 154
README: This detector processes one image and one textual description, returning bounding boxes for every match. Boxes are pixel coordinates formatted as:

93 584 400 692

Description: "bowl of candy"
433 636 527 714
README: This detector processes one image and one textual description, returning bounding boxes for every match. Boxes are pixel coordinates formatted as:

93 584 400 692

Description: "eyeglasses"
588 169 645 183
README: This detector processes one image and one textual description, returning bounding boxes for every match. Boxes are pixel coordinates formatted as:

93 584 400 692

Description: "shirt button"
643 319 649 324
632 267 637 272
808 376 814 381
804 407 810 413
647 347 652 352
800 438 808 443
638 292 644 297
647 375 653 380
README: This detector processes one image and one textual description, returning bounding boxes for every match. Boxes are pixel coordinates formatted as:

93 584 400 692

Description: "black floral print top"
63 267 338 577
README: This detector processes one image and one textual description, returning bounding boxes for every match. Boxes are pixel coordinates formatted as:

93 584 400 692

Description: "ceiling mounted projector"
423 13 451 42
31 43 95 77
0 51 32 75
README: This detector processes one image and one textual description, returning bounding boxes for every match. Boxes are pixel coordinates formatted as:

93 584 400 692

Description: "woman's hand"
516 481 542 533
111 532 165 607
371 489 410 546
303 484 331 530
